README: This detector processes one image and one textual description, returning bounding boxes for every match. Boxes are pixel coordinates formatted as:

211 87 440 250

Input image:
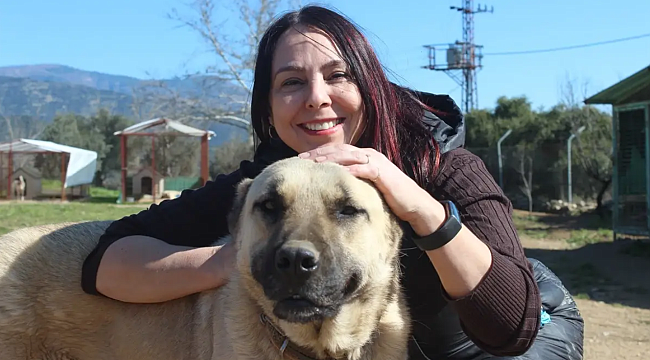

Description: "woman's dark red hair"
251 5 440 188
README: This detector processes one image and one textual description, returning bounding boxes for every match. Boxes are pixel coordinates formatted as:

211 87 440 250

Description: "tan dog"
0 157 410 360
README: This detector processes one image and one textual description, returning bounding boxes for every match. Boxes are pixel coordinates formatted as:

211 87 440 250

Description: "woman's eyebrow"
273 59 346 80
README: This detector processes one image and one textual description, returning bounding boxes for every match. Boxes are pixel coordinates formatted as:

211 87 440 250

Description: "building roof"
114 118 216 139
13 166 42 179
133 167 164 178
0 139 97 188
584 65 650 105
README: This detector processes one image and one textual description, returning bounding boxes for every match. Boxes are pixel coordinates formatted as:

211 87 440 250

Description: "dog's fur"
12 175 25 201
0 157 410 360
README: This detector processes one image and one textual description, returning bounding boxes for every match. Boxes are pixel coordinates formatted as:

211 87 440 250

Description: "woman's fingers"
346 163 381 183
298 146 372 166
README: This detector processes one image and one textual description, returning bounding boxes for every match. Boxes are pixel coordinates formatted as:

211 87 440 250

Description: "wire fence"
467 145 611 213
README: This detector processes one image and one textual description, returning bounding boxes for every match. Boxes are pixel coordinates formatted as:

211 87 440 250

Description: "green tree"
85 109 134 185
36 114 99 178
572 106 613 217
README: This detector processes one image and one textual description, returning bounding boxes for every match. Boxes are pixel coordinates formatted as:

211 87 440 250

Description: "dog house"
131 168 165 198
114 118 215 203
0 139 97 201
12 167 42 200
585 64 650 239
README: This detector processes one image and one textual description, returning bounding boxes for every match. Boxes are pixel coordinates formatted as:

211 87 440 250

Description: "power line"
484 32 650 56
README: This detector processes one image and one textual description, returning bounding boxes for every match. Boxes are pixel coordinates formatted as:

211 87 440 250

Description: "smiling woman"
268 29 365 152
81 4 583 360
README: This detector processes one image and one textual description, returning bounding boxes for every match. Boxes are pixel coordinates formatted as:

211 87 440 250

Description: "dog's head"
228 157 406 356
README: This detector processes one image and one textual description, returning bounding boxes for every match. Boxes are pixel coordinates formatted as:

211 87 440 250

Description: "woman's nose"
305 78 332 109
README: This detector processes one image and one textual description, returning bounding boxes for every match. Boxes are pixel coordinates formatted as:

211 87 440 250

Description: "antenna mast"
423 1 493 113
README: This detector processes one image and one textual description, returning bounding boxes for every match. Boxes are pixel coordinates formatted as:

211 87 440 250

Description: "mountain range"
0 64 249 144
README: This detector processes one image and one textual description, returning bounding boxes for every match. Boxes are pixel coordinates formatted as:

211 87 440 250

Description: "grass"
566 228 613 247
41 178 63 191
511 210 613 246
0 202 147 236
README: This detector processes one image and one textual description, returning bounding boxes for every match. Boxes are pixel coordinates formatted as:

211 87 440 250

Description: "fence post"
567 125 586 204
497 129 513 190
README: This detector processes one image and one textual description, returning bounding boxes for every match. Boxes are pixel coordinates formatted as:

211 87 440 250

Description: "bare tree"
0 85 47 142
514 145 534 213
162 0 296 132
558 72 592 110
210 136 254 177
128 0 299 179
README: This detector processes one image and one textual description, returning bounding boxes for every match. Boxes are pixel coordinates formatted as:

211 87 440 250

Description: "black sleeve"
80 168 245 296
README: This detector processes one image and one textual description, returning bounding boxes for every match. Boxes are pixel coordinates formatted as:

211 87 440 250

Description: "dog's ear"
227 178 254 236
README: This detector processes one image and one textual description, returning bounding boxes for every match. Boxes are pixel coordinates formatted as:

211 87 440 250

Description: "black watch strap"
410 200 462 251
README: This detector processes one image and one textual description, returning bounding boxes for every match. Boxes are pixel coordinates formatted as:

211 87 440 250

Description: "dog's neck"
220 276 405 360
259 313 337 360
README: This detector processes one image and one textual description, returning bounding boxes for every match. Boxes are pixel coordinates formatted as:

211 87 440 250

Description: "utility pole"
497 128 512 190
422 1 493 113
567 125 586 204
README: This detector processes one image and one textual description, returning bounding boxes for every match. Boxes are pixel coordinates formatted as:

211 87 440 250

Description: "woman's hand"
298 144 445 233
299 144 493 300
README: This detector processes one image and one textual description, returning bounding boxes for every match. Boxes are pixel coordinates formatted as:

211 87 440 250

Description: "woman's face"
269 25 365 154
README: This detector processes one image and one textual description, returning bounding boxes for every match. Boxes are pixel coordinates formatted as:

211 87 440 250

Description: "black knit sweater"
81 140 540 358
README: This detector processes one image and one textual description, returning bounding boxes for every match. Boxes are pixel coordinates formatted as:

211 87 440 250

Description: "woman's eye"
281 79 302 87
330 72 349 80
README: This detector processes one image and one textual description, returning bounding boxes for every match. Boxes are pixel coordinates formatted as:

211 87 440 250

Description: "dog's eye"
261 199 276 212
339 205 360 217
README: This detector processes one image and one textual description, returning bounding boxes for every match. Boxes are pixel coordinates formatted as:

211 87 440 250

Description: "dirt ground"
516 210 650 360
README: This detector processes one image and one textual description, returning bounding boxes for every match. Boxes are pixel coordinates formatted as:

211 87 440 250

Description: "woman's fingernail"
298 152 310 158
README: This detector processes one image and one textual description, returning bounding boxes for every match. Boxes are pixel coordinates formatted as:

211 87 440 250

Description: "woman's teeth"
302 120 342 131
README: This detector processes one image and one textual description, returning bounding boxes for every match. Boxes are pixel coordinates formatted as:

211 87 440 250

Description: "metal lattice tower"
422 1 493 113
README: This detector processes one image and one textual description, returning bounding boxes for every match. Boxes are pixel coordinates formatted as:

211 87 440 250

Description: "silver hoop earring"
268 124 276 139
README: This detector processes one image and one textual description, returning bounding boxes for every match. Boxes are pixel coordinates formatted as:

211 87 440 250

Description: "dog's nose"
275 240 320 276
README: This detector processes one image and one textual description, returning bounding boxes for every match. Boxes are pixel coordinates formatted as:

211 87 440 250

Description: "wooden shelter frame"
114 118 215 203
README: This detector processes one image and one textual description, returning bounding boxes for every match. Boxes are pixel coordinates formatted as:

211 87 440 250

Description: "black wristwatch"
410 200 462 251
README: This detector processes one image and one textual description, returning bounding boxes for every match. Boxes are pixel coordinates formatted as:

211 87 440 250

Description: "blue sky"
1 0 649 111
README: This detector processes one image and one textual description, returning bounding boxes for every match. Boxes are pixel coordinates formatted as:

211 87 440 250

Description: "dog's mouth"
273 296 333 323
271 272 361 324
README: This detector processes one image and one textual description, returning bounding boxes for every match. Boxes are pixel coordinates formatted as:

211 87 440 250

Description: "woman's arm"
409 200 493 299
81 170 245 302
96 236 235 303
411 149 541 356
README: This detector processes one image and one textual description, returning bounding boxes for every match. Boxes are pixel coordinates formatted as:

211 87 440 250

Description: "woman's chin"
292 136 348 153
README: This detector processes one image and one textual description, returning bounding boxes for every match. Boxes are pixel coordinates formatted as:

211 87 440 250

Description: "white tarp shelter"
0 139 98 188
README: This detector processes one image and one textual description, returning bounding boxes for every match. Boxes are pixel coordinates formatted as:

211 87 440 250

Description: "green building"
585 65 650 239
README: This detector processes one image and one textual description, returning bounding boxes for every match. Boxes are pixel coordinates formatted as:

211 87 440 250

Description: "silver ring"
365 154 370 164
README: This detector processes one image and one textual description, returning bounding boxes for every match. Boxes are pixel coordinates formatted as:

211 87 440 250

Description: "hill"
0 64 141 95
0 64 250 144
0 64 244 97
0 75 134 119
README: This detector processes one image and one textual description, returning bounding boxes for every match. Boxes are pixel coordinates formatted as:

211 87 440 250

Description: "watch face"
441 200 460 222
448 201 461 222
410 200 462 251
